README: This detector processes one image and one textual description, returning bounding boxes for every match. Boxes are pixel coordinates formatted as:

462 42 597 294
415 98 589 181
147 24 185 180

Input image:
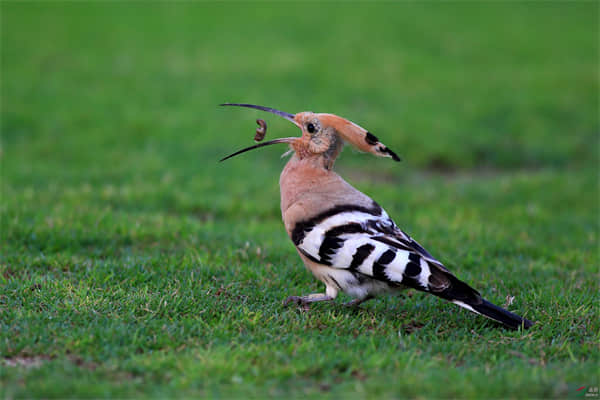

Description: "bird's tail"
429 266 534 330
450 297 534 330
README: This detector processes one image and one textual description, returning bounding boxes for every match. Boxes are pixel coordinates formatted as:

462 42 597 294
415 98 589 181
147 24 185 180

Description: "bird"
220 103 534 330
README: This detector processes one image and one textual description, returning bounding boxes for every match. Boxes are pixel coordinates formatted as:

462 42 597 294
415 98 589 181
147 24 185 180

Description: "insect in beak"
219 103 300 161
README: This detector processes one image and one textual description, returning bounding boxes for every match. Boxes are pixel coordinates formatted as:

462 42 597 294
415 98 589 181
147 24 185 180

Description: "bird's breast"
279 159 376 240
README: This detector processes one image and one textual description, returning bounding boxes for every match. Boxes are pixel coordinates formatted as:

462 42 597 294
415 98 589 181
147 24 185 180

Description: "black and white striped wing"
290 202 535 329
292 202 451 292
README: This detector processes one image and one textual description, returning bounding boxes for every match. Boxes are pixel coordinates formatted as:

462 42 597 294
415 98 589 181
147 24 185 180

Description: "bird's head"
220 103 400 169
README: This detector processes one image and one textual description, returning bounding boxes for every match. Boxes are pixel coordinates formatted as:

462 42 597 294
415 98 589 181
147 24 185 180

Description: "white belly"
310 264 400 300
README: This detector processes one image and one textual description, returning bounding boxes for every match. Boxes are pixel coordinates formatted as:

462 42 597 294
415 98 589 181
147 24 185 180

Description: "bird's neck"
279 153 379 225
279 154 338 213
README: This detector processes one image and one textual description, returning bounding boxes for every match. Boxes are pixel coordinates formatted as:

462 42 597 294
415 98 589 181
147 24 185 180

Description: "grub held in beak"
219 103 302 161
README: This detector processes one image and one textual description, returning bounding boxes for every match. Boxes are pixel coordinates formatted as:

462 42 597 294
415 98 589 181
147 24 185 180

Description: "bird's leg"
343 296 374 307
283 293 333 307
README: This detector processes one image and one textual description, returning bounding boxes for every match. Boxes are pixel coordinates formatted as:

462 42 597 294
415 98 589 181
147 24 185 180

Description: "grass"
1 2 598 398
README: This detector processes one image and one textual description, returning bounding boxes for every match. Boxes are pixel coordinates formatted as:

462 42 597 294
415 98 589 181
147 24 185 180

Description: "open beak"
219 103 300 161
220 103 301 128
219 137 297 161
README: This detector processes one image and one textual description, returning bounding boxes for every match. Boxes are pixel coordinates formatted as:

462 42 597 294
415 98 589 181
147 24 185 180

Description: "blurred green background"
1 2 598 398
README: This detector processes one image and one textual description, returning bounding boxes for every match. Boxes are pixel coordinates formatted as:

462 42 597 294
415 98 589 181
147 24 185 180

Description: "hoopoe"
220 103 534 330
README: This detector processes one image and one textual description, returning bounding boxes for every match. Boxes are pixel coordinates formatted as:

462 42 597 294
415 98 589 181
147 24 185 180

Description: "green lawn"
1 2 598 398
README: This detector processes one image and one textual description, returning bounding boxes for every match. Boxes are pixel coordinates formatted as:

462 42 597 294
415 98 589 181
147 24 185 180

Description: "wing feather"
295 205 448 291
291 202 534 330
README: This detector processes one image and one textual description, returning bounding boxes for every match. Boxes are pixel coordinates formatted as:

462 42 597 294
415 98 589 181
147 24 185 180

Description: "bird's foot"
283 294 333 308
343 296 373 308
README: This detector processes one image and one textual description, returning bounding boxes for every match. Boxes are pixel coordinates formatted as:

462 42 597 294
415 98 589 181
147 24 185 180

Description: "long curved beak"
219 137 297 162
220 103 301 128
219 103 301 161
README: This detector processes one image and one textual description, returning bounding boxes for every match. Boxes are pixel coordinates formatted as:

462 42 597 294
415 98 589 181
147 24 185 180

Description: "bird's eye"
307 123 316 133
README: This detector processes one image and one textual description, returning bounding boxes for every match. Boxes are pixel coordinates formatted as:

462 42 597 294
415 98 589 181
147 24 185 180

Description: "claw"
343 299 363 307
282 294 333 308
343 296 373 308
283 296 305 306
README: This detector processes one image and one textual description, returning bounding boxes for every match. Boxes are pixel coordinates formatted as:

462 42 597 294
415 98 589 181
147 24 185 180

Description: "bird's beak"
219 103 301 161
220 103 301 128
219 137 297 161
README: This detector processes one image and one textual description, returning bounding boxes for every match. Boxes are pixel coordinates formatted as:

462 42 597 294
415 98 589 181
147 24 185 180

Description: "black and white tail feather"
291 201 534 330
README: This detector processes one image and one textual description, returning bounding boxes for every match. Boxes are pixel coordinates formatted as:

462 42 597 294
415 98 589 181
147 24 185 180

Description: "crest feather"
317 114 400 161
